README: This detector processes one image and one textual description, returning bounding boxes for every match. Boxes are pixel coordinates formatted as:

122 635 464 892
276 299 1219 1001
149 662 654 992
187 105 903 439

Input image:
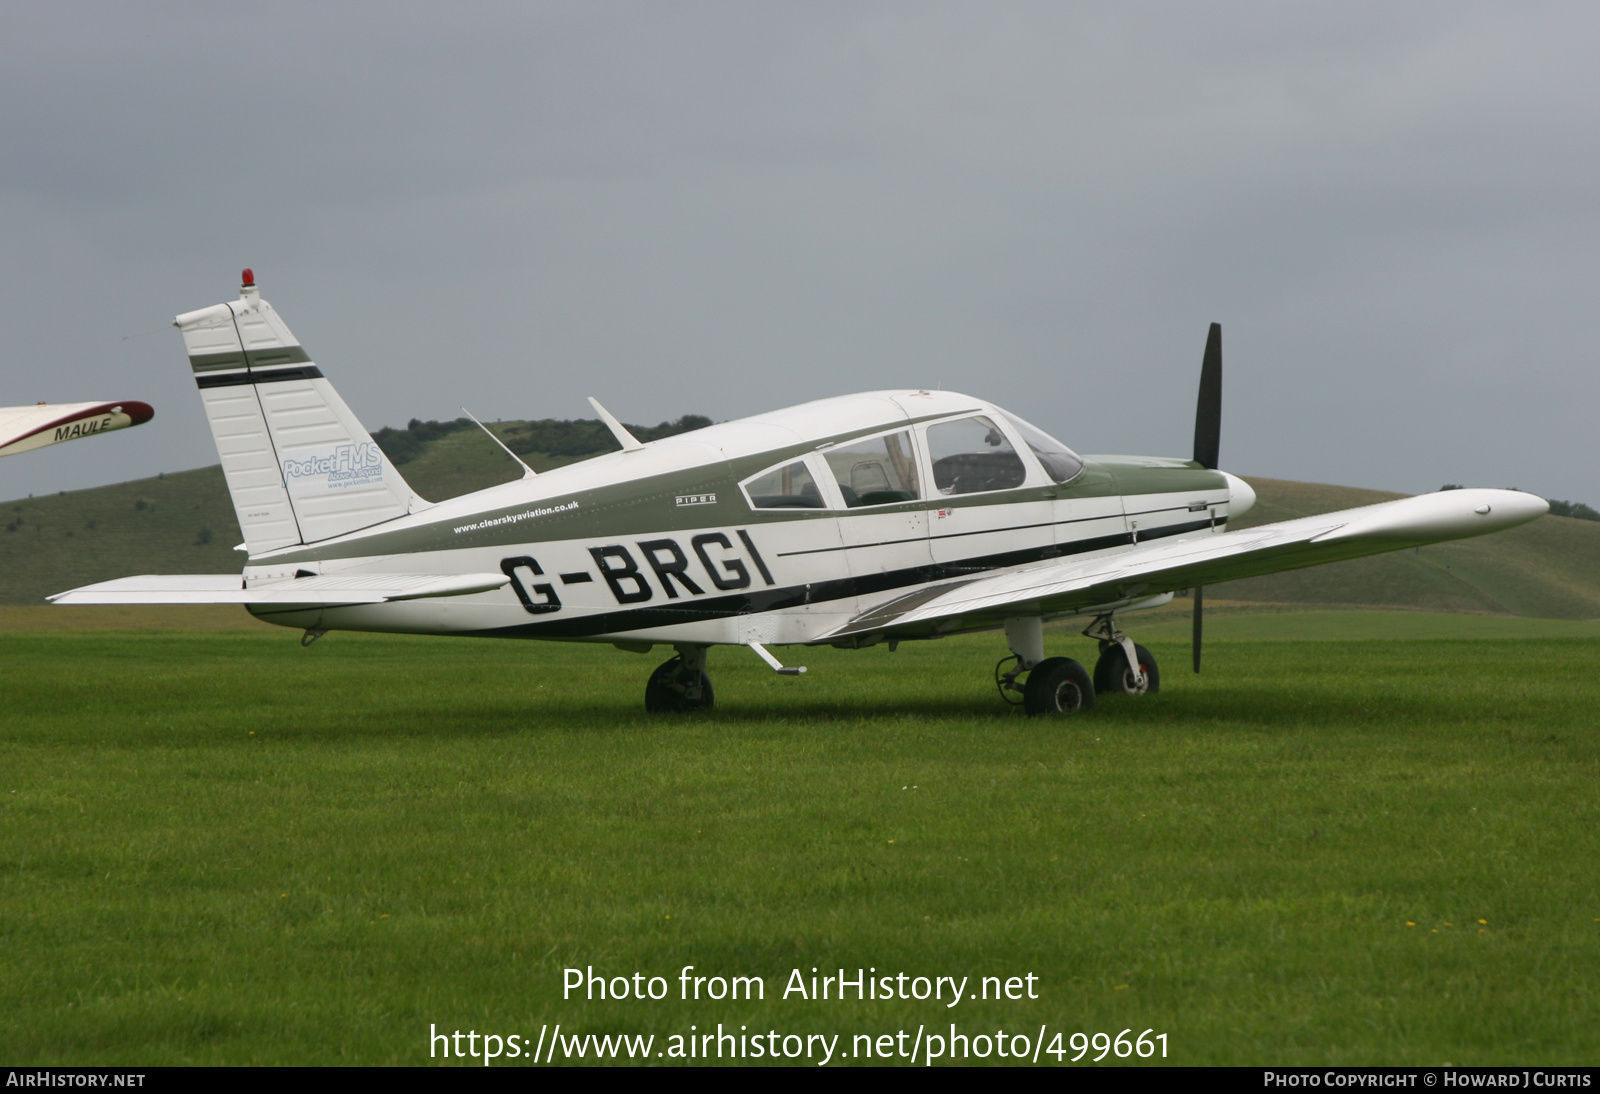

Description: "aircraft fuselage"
236 390 1244 650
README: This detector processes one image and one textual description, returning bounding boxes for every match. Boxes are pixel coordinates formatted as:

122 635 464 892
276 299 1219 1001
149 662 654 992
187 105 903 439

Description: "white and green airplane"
51 271 1547 714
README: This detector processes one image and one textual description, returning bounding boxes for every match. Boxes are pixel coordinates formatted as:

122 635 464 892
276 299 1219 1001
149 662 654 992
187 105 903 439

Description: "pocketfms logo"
283 443 385 490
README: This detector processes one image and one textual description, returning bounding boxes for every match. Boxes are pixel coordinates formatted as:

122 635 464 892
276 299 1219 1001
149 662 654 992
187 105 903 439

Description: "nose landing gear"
1085 614 1160 696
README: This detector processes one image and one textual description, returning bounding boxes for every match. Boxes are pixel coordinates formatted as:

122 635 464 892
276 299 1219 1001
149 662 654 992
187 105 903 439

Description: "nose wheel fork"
1084 614 1160 696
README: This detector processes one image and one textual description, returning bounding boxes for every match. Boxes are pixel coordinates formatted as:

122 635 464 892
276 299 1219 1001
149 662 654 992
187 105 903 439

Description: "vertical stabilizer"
175 270 427 555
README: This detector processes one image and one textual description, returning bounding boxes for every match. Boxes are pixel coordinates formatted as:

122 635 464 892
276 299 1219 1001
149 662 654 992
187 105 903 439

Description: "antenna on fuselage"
587 396 645 452
460 406 536 478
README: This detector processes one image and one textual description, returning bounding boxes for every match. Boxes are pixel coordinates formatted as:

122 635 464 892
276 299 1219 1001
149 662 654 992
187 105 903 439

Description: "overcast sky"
2 2 1596 504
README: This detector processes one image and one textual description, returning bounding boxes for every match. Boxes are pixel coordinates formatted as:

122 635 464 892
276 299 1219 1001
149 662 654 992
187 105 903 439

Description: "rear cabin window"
743 459 826 509
823 430 921 507
1000 411 1085 484
926 415 1028 495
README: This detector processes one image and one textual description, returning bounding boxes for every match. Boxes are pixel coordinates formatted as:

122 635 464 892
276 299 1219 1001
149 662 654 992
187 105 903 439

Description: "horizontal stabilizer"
49 572 509 606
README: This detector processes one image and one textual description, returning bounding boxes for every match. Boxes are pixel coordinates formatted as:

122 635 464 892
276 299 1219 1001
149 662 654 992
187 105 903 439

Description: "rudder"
175 270 427 555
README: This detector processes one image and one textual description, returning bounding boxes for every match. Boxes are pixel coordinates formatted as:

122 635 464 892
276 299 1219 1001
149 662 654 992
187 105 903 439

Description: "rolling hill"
1222 478 1600 619
3 420 1597 617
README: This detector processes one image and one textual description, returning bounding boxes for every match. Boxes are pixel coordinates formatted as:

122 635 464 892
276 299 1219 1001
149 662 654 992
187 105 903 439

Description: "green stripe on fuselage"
257 411 974 563
1094 457 1228 498
253 424 1224 566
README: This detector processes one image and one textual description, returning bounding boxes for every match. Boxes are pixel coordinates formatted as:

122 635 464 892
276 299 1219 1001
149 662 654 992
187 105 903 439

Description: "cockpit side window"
822 430 921 507
925 415 1028 495
741 458 827 509
999 411 1085 484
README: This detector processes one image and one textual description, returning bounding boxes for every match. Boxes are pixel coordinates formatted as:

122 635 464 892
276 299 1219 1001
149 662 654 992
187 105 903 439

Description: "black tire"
1023 657 1095 716
644 656 715 713
1094 643 1160 696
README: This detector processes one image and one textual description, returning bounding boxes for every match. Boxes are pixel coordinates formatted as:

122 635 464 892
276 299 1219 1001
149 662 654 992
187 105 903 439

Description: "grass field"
3 610 1598 1066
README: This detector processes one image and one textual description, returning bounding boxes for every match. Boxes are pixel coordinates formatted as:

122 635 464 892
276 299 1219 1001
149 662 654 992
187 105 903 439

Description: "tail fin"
175 270 428 555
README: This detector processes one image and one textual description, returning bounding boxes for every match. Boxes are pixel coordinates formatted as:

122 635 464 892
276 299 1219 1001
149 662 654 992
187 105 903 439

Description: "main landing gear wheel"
1094 643 1160 696
1023 657 1095 716
644 652 715 713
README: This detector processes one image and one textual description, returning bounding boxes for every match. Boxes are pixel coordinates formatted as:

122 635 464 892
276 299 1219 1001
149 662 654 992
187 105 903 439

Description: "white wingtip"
1312 488 1547 545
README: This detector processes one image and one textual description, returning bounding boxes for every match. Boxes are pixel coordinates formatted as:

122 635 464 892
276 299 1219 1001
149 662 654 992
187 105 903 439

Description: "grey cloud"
2 2 1595 504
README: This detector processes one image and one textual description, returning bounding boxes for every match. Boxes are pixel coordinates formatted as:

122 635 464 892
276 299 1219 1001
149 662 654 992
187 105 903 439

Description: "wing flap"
821 488 1547 642
49 572 509 606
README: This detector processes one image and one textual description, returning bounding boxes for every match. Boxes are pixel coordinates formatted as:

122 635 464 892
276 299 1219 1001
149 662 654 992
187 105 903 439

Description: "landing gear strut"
644 645 715 713
998 616 1096 716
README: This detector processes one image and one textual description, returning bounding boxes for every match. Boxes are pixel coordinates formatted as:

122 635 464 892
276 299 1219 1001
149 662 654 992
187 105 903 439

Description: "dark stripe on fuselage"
195 365 325 389
460 516 1222 640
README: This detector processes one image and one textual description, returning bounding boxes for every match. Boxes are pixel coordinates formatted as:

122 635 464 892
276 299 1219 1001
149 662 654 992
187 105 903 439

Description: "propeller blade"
1193 322 1222 470
1191 324 1219 670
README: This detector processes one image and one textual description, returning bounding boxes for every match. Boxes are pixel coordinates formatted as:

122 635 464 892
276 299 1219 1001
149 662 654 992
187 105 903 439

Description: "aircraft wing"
821 488 1549 643
48 572 510 606
0 401 154 457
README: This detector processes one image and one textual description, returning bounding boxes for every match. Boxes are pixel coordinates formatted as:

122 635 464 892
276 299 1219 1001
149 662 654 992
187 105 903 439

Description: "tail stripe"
197 366 324 389
189 346 313 373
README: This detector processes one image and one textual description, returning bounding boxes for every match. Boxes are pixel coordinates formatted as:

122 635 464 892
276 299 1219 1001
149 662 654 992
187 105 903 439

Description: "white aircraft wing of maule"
52 270 1547 714
0 400 154 458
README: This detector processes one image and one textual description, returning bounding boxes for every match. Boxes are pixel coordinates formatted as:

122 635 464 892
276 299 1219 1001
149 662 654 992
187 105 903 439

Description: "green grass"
1138 604 1600 643
3 614 1598 1065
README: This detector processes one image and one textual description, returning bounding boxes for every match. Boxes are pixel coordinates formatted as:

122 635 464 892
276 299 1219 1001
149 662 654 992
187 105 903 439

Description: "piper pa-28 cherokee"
52 271 1547 714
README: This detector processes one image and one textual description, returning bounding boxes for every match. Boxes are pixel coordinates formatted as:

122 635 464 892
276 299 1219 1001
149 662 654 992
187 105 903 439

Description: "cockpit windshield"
999 410 1085 484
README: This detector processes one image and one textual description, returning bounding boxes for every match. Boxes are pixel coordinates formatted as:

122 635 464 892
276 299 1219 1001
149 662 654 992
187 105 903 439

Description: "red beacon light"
241 268 255 287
